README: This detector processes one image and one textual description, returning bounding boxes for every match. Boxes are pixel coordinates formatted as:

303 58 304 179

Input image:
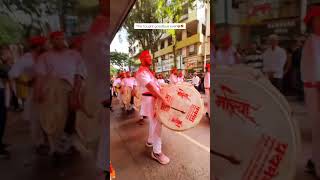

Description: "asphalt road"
110 99 210 180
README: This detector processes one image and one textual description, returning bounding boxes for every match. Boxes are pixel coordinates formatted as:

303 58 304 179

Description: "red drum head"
155 84 205 131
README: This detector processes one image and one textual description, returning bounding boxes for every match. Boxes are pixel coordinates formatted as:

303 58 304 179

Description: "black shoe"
306 159 316 174
0 149 10 159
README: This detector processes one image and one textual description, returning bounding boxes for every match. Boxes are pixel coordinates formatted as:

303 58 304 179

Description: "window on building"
168 36 172 46
160 40 165 49
202 24 206 35
176 31 182 41
182 3 188 15
161 55 165 61
189 44 197 56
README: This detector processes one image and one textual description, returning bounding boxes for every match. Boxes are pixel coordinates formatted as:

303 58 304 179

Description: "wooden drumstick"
211 150 241 165
170 106 185 114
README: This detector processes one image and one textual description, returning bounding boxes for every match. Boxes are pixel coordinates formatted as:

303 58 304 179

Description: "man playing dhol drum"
135 50 171 165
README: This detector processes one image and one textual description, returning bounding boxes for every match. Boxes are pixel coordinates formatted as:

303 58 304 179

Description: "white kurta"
215 47 238 66
262 46 287 79
136 67 162 153
8 53 43 146
192 76 200 87
169 74 178 84
301 34 320 177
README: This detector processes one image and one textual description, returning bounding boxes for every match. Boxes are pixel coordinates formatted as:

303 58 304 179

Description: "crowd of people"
110 50 210 165
0 30 108 177
214 32 305 100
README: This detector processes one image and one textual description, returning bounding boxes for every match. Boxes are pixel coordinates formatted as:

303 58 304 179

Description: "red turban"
29 36 47 47
139 50 151 62
221 33 232 47
50 31 64 39
304 6 320 25
171 67 178 73
70 36 83 47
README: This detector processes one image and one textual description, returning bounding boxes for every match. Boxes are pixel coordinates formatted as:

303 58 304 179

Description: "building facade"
153 0 210 75
215 0 311 48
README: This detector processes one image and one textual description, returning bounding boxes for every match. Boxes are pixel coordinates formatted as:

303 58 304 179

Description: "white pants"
205 88 210 117
141 96 162 154
147 115 162 154
305 87 320 176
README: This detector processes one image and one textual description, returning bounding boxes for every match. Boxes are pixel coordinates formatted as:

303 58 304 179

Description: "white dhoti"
122 86 132 110
305 87 320 175
134 88 142 112
141 96 162 153
24 89 44 146
36 78 71 153
205 88 210 117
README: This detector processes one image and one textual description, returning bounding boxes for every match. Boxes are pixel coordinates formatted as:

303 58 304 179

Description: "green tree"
123 0 165 71
0 15 24 44
110 51 131 70
1 0 80 37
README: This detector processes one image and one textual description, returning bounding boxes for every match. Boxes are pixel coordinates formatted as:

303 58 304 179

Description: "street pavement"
110 96 210 180
0 111 105 180
290 97 318 180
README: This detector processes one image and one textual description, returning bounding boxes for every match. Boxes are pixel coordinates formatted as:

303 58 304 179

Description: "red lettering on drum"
215 84 259 126
241 134 288 180
161 95 172 111
186 105 200 122
171 117 182 128
177 88 191 101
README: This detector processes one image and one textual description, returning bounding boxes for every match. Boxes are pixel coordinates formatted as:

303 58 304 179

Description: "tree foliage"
123 0 165 70
0 0 80 38
110 51 131 70
0 15 24 45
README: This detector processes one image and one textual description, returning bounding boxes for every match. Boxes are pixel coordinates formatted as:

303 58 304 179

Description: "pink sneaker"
151 152 170 165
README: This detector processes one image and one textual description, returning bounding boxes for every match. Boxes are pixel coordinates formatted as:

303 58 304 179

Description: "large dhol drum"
212 65 300 180
155 84 205 131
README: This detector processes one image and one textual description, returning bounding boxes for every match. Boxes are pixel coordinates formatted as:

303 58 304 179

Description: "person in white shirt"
177 71 184 83
192 72 201 91
136 50 170 165
262 34 287 92
169 67 178 84
34 31 87 156
113 73 121 98
157 73 166 85
215 33 240 66
204 64 210 118
301 5 320 178
8 36 48 153
123 71 135 111
119 72 125 109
